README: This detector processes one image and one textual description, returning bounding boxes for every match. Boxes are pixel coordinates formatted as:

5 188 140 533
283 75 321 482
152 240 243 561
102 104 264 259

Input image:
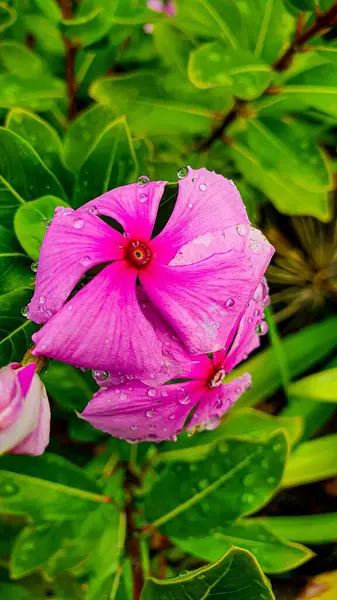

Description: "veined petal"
81 381 198 442
32 261 163 377
81 181 167 241
29 208 124 324
0 365 21 426
140 251 256 355
152 168 249 263
11 386 50 456
186 374 251 432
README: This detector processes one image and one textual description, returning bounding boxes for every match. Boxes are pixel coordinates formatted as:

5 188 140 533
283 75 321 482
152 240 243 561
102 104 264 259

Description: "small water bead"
114 389 121 394
120 394 128 401
254 308 260 317
225 297 235 308
88 205 98 215
177 166 188 179
169 413 176 420
146 409 155 418
149 424 156 431
39 296 45 304
44 218 52 228
237 224 247 237
187 202 193 209
199 183 207 191
137 175 150 184
130 424 138 431
67 305 73 311
147 389 156 397
37 305 44 313
161 390 168 397
179 395 191 405
80 256 91 267
248 317 253 325
214 398 223 409
123 231 130 239
73 218 84 229
21 306 28 317
139 193 148 203
45 309 53 318
205 414 220 430
256 321 268 336
31 262 39 272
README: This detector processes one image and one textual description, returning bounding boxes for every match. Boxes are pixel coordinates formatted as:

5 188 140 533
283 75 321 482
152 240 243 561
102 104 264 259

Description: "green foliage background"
1 0 337 598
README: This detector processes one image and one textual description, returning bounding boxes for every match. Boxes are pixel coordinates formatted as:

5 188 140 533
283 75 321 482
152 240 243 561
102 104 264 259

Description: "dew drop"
67 305 73 311
169 413 176 420
242 493 254 504
21 306 28 318
237 224 247 236
37 305 44 313
149 424 156 431
80 256 91 267
243 473 255 486
199 183 207 191
120 393 128 401
39 296 45 304
225 298 235 308
139 193 148 203
248 317 253 325
161 390 168 397
45 309 53 318
115 388 121 394
123 231 130 239
187 202 193 209
31 262 39 273
73 218 84 229
256 321 268 335
137 175 150 184
146 409 155 418
44 218 52 228
214 398 223 409
0 476 20 497
93 370 110 382
205 414 220 430
88 205 98 215
179 395 191 405
177 166 188 179
147 389 157 397
130 424 138 431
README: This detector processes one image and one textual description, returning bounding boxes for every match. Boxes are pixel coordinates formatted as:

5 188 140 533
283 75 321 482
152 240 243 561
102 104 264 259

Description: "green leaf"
10 521 72 579
24 14 64 55
0 41 47 79
90 73 223 137
288 368 337 402
234 316 337 409
173 521 313 573
287 0 315 10
283 433 337 487
0 73 65 111
60 8 113 48
247 0 295 64
6 109 72 194
188 43 272 100
174 0 243 48
141 547 274 600
0 127 67 229
0 454 111 520
14 196 69 260
256 513 337 544
283 63 337 118
34 0 62 21
0 3 17 33
0 584 35 600
0 224 31 294
41 360 95 413
0 289 36 368
145 431 288 537
64 104 116 174
74 116 138 207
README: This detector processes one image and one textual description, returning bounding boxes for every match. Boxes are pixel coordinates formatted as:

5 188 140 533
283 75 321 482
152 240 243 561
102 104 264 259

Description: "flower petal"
11 386 50 456
140 250 256 354
32 261 163 377
81 181 167 241
29 208 124 324
186 374 251 432
152 168 249 262
81 381 198 442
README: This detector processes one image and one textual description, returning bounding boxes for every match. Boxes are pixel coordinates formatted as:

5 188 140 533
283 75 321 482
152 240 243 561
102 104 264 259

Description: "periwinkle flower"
80 280 270 442
28 168 274 381
0 363 50 455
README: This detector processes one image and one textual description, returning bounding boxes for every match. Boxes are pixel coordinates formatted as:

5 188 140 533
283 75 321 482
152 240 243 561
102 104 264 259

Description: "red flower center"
208 368 226 388
125 240 152 268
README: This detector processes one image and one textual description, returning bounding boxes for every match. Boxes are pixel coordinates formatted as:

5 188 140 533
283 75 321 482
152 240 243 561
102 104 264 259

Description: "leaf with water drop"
0 288 37 368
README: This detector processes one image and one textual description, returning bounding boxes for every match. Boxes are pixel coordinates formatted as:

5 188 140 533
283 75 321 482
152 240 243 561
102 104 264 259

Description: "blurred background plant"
1 1 337 599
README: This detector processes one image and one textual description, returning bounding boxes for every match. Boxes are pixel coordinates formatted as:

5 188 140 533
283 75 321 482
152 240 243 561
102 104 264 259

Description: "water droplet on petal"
93 370 110 382
214 398 223 409
147 389 156 397
21 306 28 317
179 395 191 405
149 424 156 431
115 388 121 394
45 309 53 318
199 183 207 191
225 298 235 308
254 308 260 317
146 409 155 418
205 414 220 430
44 218 52 228
256 321 268 335
67 305 73 311
177 166 188 179
139 193 148 203
37 305 44 313
130 424 138 431
88 205 98 215
31 262 38 272
237 224 247 236
187 202 193 209
73 218 84 229
248 317 253 325
123 231 130 239
169 413 176 420
161 390 168 397
120 393 128 400
39 296 45 304
137 175 150 184
80 256 91 267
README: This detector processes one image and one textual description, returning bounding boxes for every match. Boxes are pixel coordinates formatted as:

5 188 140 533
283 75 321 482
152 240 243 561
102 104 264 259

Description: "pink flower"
0 363 50 455
147 0 176 17
80 280 270 442
28 167 273 380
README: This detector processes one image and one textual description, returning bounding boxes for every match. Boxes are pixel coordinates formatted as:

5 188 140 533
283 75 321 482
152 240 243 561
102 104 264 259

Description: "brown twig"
199 1 337 151
57 0 78 120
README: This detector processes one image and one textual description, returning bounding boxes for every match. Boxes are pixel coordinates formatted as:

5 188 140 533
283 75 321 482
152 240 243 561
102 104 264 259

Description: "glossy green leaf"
64 104 116 174
283 63 337 118
256 512 337 544
245 0 295 64
173 521 313 573
288 368 337 402
0 454 111 520
0 288 36 368
287 0 315 9
60 8 112 48
283 433 337 487
24 14 64 55
0 224 31 294
74 116 138 207
41 360 95 413
174 0 243 48
141 547 274 600
14 196 69 260
0 3 17 32
234 316 337 409
0 42 47 79
145 431 288 537
189 43 272 100
34 0 62 21
0 584 35 600
6 109 72 193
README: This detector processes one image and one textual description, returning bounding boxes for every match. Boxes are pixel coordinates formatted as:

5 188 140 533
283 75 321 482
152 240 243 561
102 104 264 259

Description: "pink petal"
0 366 23 429
147 0 164 11
17 363 36 397
186 374 252 432
164 0 176 16
11 386 50 456
152 168 249 263
32 261 163 377
81 380 198 442
81 181 167 241
247 228 275 282
140 250 256 355
29 208 124 324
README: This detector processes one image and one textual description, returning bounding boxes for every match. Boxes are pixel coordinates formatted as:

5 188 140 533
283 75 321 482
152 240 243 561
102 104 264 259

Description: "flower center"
125 240 152 268
208 368 226 388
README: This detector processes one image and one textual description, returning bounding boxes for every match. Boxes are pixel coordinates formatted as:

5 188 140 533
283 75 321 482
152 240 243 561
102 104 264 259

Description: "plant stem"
200 1 337 150
140 537 151 581
57 0 78 120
